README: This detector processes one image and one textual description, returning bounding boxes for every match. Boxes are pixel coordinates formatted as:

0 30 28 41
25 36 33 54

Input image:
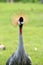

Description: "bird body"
6 48 32 65
6 17 32 65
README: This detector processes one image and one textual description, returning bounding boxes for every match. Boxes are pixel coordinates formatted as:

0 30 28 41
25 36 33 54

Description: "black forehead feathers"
19 17 23 22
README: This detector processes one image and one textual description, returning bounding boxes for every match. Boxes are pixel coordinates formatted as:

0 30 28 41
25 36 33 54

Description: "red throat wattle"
20 27 22 34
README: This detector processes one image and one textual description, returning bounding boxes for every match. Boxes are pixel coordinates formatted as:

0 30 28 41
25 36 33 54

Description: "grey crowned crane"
6 17 32 65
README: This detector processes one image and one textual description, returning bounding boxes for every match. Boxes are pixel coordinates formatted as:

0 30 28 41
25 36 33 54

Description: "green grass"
0 3 43 65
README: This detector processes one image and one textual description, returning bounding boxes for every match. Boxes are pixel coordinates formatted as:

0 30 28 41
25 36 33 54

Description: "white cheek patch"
18 21 20 25
18 21 24 25
21 22 24 24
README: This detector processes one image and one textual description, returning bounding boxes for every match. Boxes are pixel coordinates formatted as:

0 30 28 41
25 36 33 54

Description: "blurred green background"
0 0 43 3
0 2 43 65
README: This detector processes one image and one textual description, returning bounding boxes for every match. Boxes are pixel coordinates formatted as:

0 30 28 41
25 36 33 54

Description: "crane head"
18 17 24 27
12 13 28 26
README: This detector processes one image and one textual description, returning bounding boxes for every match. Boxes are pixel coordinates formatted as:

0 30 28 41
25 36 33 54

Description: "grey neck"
18 28 25 53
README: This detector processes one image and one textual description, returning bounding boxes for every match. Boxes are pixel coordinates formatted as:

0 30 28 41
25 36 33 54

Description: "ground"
0 3 43 65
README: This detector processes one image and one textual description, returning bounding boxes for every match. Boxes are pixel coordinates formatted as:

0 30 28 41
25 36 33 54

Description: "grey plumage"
6 17 32 65
6 52 32 65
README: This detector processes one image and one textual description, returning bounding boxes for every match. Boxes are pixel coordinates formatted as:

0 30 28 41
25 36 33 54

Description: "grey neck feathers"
18 29 25 53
